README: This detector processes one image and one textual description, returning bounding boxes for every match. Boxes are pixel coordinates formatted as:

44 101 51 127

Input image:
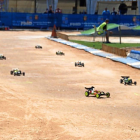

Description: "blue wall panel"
0 12 140 29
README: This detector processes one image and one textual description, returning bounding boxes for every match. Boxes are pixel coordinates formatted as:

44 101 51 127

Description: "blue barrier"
0 12 140 29
130 50 140 55
128 50 140 61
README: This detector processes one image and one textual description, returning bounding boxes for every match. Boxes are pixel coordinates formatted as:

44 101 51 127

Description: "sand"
0 31 140 140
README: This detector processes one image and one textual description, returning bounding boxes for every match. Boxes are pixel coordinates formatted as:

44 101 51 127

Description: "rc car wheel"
75 63 77 67
96 94 100 98
82 63 84 67
134 81 137 85
14 73 16 76
85 91 89 97
120 79 123 83
56 52 58 55
10 71 13 75
124 82 126 85
23 72 25 76
106 92 110 98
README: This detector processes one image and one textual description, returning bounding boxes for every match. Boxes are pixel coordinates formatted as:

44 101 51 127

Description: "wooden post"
34 0 36 13
119 26 121 44
75 0 78 14
16 0 17 12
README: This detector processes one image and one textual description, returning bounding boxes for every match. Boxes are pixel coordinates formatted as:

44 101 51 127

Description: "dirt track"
0 31 140 140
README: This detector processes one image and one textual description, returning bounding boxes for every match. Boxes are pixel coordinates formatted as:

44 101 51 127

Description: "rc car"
35 45 42 49
75 61 84 67
85 86 110 98
10 68 25 76
0 54 6 60
56 51 65 55
120 76 137 85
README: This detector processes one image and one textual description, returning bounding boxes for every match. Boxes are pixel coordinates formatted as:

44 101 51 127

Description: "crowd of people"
102 7 124 16
44 6 125 15
79 10 87 14
44 5 62 14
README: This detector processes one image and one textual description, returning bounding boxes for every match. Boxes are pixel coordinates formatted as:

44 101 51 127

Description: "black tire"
14 73 16 76
56 52 58 55
75 63 77 67
10 71 13 75
23 72 25 76
134 81 137 85
82 63 84 67
120 79 123 83
124 82 126 85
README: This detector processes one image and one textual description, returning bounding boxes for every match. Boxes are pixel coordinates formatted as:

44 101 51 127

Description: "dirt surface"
0 31 140 140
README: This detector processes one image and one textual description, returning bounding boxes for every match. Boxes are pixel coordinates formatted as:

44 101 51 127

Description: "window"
80 0 86 7
132 1 137 10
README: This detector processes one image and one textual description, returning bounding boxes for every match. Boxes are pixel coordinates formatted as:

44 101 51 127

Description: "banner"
0 12 140 29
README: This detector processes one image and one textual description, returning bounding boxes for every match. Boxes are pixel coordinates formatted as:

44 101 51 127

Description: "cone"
51 25 57 38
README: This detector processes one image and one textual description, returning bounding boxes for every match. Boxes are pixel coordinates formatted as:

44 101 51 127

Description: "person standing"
44 9 48 14
48 5 54 13
102 8 110 16
111 8 117 15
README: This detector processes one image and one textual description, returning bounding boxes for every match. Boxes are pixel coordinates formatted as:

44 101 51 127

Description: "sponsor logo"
70 23 81 26
21 21 32 26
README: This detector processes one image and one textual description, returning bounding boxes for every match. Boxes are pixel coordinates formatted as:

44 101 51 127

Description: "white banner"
86 0 90 14
46 0 58 11
138 0 140 15
54 0 58 11
91 0 98 14
86 0 98 14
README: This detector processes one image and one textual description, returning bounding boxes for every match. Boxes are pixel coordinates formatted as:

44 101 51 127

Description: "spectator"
95 10 98 15
48 5 54 13
102 8 110 16
44 8 48 14
55 8 62 13
111 7 117 15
